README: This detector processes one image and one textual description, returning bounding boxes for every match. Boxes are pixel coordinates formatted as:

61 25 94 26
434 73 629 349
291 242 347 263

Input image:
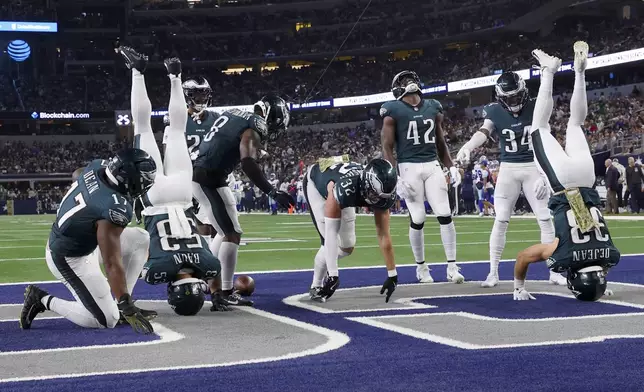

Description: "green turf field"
0 214 642 283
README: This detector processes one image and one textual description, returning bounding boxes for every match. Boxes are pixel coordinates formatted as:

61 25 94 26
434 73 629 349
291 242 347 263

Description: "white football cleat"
531 49 562 74
447 264 465 284
416 264 434 283
573 40 588 73
481 273 499 288
549 271 568 286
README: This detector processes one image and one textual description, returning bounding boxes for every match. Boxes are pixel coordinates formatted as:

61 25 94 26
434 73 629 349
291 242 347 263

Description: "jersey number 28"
501 126 532 153
406 119 435 145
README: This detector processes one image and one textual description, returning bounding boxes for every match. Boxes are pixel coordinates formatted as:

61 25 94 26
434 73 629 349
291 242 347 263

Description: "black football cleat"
319 276 339 300
224 291 254 307
118 45 148 73
164 57 182 77
20 285 48 330
309 287 325 303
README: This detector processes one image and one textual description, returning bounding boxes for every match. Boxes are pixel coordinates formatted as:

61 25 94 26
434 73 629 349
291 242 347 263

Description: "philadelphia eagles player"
381 70 463 284
121 47 228 315
193 94 295 306
457 72 566 288
514 42 620 301
162 76 224 259
305 156 399 302
20 148 157 334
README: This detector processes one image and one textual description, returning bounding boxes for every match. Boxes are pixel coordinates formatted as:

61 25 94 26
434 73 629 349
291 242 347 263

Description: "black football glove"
134 197 144 225
380 274 398 303
191 197 200 215
269 189 296 209
210 291 232 312
117 294 154 334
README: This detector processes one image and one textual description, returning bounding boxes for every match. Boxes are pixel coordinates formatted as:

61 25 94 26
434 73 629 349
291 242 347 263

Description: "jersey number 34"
406 119 435 146
501 126 532 153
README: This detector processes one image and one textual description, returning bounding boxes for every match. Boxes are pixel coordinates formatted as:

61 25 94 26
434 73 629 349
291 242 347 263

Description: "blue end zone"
2 255 644 392
0 319 159 351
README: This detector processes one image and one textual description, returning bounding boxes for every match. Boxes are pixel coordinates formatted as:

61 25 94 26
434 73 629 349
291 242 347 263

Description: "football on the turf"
234 275 255 296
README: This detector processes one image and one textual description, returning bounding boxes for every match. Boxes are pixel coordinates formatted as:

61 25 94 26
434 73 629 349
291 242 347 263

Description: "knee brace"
410 221 424 230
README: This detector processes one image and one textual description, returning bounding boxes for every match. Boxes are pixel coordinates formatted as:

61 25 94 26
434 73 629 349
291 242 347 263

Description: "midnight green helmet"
361 158 397 210
167 278 207 316
567 266 607 302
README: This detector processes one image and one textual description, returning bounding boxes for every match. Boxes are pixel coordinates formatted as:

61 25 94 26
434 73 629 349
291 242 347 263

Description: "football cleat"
319 276 339 300
19 285 48 330
549 271 568 286
224 291 254 307
573 41 588 73
164 57 182 77
309 287 325 303
481 273 499 288
416 264 434 283
447 264 465 284
531 49 562 74
118 45 148 73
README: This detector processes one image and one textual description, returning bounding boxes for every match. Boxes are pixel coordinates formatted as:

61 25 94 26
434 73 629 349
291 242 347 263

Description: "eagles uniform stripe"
531 131 565 192
51 252 109 328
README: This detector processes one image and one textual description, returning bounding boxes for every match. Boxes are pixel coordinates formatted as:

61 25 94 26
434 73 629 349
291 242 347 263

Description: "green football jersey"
48 159 133 257
309 162 394 210
482 98 536 163
380 98 443 164
546 187 620 272
194 109 267 177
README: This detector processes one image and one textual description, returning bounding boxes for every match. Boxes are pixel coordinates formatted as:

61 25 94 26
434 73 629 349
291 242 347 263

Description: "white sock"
131 69 163 169
489 220 509 275
219 242 239 291
409 226 425 263
530 70 555 132
538 219 555 244
209 233 225 258
439 222 456 261
47 297 104 329
568 71 587 127
163 74 191 176
312 246 326 288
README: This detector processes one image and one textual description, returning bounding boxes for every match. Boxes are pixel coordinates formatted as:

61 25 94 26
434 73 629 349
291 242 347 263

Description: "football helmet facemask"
495 72 529 113
253 94 290 142
392 70 422 100
182 77 212 114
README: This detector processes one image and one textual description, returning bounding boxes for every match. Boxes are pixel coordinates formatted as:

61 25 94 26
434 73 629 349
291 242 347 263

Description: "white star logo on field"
2 205 7 212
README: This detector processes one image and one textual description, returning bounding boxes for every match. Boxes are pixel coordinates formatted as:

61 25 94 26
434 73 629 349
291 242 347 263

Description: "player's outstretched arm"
456 128 489 164
381 116 397 168
240 129 294 209
513 240 558 300
374 208 397 303
97 220 128 299
97 220 154 333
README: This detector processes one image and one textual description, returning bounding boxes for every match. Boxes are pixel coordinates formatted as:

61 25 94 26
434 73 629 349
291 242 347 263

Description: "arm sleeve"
241 157 273 194
461 131 488 151
480 119 495 133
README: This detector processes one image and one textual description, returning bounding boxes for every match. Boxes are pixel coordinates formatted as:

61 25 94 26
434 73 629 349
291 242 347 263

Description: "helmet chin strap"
397 83 421 100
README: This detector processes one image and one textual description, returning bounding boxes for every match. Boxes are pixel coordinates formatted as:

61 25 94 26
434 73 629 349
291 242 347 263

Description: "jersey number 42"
406 119 435 145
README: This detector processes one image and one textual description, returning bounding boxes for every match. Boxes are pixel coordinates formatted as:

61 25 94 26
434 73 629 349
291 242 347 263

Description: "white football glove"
396 176 416 200
456 147 471 165
513 288 536 301
449 166 459 183
533 176 550 200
